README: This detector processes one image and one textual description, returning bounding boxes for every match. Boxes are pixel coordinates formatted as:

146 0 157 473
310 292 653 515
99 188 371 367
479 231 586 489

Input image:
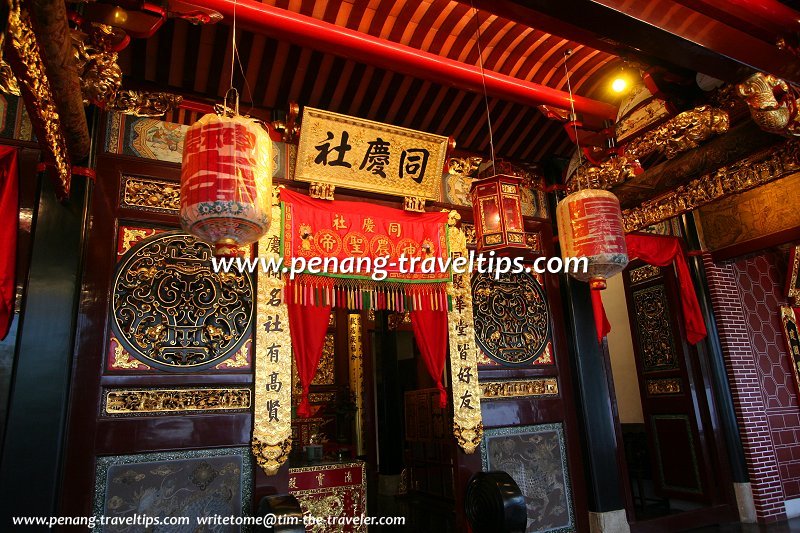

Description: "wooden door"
623 260 715 503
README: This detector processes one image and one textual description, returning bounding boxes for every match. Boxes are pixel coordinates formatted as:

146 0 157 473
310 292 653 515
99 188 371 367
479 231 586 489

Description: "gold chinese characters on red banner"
294 107 449 200
281 188 450 283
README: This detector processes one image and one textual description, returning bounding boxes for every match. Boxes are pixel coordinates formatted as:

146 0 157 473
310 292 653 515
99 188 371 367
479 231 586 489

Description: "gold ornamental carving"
568 106 729 193
293 335 334 388
110 233 254 371
308 392 336 404
105 387 251 415
216 340 250 369
568 155 641 193
309 181 335 200
120 175 180 213
461 223 477 247
646 378 682 395
626 106 729 160
0 32 20 96
789 245 800 305
481 378 558 399
106 90 183 118
525 232 541 252
447 223 484 454
315 335 335 385
387 311 411 330
288 462 367 533
72 28 182 117
73 29 122 105
110 334 149 370
4 0 71 197
403 196 426 212
252 200 293 475
623 140 800 232
629 264 661 284
448 156 482 176
738 73 800 138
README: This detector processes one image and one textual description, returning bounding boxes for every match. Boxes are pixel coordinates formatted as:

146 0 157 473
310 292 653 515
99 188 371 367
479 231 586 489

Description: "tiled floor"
373 489 800 532
690 518 800 532
371 494 455 531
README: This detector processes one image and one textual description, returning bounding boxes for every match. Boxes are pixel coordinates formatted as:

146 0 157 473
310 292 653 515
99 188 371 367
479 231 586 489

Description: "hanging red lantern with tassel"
557 187 628 342
180 94 273 256
556 188 629 291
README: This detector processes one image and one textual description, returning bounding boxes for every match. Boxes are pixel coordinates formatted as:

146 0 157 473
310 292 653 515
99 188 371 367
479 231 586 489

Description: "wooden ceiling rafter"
118 0 622 162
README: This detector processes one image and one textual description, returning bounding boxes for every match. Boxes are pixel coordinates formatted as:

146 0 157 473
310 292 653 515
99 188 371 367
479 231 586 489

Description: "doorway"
364 310 457 531
604 260 737 531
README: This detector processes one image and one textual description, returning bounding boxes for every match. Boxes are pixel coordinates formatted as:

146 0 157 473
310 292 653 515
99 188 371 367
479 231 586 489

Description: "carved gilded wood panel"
632 285 679 372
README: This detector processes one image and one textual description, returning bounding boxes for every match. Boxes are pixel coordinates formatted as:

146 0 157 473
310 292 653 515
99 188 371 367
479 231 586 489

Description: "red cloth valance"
0 147 17 340
591 233 707 345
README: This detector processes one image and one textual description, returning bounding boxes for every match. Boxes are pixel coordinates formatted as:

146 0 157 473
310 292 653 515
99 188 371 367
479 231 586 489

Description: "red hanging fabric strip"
410 309 449 408
626 234 707 345
287 301 332 418
590 288 611 343
0 147 17 340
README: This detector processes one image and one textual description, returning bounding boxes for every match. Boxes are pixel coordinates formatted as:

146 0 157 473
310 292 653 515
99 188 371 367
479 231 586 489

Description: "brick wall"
704 250 797 522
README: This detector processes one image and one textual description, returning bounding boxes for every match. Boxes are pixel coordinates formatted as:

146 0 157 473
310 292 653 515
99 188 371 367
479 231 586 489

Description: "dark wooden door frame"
616 259 738 531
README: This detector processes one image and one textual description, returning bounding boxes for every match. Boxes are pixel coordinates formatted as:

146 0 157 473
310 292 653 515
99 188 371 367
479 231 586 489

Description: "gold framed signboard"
295 107 448 200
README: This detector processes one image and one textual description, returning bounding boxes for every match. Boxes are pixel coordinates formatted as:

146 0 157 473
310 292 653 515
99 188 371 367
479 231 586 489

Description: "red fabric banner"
287 301 332 418
410 309 449 408
0 147 17 340
281 188 450 283
592 233 707 345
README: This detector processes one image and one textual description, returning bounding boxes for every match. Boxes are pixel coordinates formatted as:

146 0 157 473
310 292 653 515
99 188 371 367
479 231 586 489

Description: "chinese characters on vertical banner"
252 191 293 475
295 107 448 200
782 306 800 398
446 222 484 454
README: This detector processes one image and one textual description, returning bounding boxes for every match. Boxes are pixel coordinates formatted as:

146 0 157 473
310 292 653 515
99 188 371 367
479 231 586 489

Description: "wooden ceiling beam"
471 0 800 85
187 0 618 119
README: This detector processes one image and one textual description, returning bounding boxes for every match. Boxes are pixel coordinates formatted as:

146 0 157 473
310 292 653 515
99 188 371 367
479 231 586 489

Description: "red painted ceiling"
119 0 623 162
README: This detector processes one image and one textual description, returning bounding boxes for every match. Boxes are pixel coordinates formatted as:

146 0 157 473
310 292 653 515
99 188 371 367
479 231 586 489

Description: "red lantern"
180 113 273 256
556 188 629 289
470 174 527 253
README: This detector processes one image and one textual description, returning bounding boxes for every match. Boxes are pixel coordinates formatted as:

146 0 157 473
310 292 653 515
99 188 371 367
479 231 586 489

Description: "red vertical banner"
0 147 18 340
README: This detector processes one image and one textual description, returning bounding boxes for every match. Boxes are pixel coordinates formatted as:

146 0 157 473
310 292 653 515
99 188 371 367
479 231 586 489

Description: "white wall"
604 274 644 424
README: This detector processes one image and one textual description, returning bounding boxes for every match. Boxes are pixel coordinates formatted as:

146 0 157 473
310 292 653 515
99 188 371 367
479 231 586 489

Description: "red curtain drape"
410 309 449 408
0 147 17 341
287 301 332 418
592 233 707 345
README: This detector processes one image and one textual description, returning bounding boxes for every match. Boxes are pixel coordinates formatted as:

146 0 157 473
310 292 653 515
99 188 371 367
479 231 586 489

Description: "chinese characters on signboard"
295 107 449 200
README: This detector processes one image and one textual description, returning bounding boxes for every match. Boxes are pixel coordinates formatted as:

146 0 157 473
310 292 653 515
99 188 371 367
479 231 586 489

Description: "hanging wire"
470 2 497 176
229 0 237 92
228 0 255 116
223 0 241 116
562 49 585 190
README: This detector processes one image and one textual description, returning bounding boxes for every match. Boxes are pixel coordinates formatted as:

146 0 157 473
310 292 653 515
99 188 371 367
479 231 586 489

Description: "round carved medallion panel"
110 231 254 371
471 271 550 366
